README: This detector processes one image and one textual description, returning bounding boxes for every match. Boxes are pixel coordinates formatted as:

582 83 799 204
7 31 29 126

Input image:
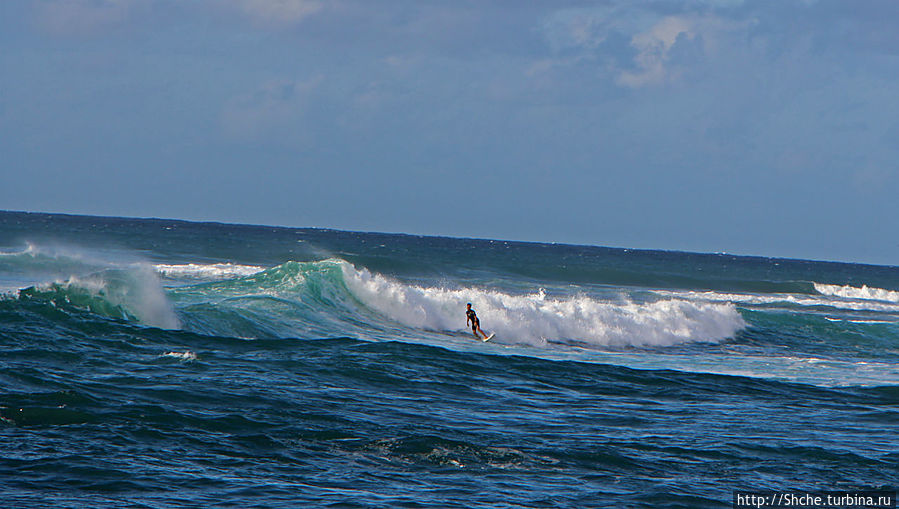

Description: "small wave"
655 289 899 313
0 242 116 278
0 242 136 265
1 242 264 284
814 283 899 303
161 351 197 361
0 241 38 257
824 317 895 324
154 263 265 281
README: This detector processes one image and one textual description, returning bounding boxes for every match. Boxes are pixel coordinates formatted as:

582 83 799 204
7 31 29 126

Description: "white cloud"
617 14 754 87
617 16 696 87
542 6 753 88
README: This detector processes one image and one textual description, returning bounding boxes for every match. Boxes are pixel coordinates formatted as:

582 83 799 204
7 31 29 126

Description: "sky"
1 0 898 265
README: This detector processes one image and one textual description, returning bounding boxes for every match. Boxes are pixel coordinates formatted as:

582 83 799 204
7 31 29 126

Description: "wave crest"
342 263 746 347
814 283 899 303
154 263 265 281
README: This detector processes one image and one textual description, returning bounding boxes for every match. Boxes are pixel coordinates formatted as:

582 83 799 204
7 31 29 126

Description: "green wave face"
168 259 386 340
18 282 137 322
7 259 361 337
15 266 180 329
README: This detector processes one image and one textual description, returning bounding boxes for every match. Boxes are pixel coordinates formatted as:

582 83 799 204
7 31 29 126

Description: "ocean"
1 210 896 508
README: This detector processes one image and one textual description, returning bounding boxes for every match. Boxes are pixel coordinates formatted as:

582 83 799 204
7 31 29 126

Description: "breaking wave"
814 283 899 303
342 262 746 347
656 285 899 313
5 253 746 348
16 266 180 329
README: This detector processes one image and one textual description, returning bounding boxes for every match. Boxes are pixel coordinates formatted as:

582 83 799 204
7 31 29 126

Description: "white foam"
341 263 746 347
824 317 894 324
814 283 899 303
153 263 265 281
655 289 899 313
162 351 197 361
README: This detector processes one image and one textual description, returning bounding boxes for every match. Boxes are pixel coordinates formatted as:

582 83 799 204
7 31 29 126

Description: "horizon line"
2 208 895 269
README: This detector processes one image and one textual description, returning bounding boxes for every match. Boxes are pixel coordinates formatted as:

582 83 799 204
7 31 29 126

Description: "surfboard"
483 333 495 342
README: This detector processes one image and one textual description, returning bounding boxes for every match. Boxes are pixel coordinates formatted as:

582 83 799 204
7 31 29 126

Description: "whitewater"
1 211 897 508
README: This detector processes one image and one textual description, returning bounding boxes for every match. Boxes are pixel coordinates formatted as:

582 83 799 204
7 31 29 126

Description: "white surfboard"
483 333 495 342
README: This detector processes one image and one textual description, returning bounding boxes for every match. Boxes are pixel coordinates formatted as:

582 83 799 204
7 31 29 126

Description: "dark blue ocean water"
1 211 897 508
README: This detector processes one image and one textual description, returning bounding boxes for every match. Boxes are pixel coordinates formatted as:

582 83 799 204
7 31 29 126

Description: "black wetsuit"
466 308 479 332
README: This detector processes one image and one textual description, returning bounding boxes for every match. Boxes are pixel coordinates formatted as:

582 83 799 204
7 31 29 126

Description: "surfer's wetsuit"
466 308 479 332
466 303 487 339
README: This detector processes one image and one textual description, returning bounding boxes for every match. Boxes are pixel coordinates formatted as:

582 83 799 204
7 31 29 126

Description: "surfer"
466 303 489 340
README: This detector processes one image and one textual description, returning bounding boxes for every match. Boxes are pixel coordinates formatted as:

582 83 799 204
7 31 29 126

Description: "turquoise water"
1 211 897 507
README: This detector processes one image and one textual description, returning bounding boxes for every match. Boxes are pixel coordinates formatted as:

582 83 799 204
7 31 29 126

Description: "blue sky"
1 0 898 264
